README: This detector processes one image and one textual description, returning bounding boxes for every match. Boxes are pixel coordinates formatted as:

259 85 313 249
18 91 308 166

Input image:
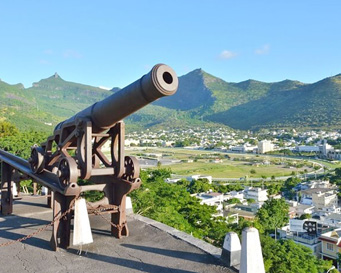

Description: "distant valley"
1 69 341 133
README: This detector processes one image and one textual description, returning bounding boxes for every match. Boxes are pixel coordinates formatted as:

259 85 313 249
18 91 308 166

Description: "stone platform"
0 195 233 273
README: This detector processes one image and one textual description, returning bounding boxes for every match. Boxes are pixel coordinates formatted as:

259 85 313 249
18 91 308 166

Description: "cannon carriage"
0 64 178 250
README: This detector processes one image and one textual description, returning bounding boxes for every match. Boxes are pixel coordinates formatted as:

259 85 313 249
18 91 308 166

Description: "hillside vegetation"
0 70 340 132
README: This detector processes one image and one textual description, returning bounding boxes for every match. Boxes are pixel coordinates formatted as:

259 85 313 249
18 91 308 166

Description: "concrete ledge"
132 214 222 259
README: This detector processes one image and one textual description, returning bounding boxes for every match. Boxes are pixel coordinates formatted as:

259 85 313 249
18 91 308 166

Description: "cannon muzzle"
56 64 178 133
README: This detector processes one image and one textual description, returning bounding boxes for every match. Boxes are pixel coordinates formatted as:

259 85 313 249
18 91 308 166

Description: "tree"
266 184 281 196
0 121 19 137
188 178 211 194
256 198 289 234
226 198 241 204
282 177 301 199
335 168 341 178
176 179 190 188
299 213 311 220
247 198 256 204
261 236 333 273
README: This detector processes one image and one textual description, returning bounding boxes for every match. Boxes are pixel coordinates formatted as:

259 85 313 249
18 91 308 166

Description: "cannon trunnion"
0 64 178 250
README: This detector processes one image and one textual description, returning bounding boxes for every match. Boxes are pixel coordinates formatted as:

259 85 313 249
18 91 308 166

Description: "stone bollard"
126 197 134 215
240 227 265 273
12 183 18 197
221 232 241 267
41 186 48 195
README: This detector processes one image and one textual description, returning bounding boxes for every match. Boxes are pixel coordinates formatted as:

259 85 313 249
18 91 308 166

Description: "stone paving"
0 195 234 273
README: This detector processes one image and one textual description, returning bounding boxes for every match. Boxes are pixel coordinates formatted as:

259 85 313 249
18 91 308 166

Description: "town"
124 127 341 269
126 127 341 160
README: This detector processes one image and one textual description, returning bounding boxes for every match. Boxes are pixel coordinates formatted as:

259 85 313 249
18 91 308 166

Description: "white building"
165 178 181 184
320 213 341 227
278 219 321 258
319 140 341 160
296 145 319 153
244 187 268 203
258 140 274 154
230 144 257 153
125 138 140 146
229 190 245 202
312 191 338 210
196 192 224 211
300 188 335 206
187 175 212 184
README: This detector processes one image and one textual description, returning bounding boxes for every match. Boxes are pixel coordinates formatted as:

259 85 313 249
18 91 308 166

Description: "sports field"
126 147 331 179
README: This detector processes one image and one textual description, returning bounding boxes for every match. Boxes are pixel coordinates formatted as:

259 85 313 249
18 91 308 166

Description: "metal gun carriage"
0 64 178 250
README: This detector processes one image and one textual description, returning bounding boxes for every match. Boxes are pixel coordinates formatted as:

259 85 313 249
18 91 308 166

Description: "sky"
0 1 341 89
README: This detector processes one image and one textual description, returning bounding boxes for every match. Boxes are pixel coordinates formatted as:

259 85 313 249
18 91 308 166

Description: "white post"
41 186 48 195
126 196 134 215
221 232 241 267
240 227 265 273
12 183 18 197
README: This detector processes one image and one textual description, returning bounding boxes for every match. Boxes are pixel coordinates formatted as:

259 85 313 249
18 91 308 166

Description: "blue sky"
0 1 340 88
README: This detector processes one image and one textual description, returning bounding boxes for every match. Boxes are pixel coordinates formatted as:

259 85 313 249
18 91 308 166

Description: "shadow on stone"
67 249 195 273
13 200 49 208
0 215 52 250
122 243 220 265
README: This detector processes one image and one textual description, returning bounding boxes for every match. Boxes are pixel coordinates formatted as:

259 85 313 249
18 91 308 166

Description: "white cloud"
63 49 82 59
219 50 237 60
255 44 270 55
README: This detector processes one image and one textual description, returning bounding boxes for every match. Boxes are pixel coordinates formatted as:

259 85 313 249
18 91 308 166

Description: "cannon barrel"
55 64 178 133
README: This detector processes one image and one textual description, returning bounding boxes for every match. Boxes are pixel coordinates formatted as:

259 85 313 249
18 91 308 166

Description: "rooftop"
0 195 233 273
301 188 334 195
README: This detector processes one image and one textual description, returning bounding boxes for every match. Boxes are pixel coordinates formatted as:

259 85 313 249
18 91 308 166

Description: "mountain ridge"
1 70 341 132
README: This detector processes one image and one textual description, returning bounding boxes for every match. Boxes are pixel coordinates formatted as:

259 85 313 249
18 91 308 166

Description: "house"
196 192 224 211
227 204 257 221
228 190 245 203
320 213 341 228
295 204 315 217
312 191 338 210
300 188 335 206
319 229 341 268
278 219 321 258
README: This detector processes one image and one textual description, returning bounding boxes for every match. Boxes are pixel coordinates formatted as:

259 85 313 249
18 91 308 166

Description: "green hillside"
0 73 210 132
207 75 341 130
27 73 111 120
0 70 341 132
154 69 340 130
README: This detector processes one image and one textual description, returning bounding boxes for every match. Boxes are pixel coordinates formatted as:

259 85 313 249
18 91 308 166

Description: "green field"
167 160 309 178
126 147 324 179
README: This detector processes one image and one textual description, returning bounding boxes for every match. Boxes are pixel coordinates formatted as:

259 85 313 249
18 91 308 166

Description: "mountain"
0 73 210 132
0 74 114 132
0 70 341 132
207 75 341 130
155 70 341 130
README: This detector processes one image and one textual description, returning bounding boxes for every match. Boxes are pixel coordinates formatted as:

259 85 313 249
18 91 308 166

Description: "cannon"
0 64 178 250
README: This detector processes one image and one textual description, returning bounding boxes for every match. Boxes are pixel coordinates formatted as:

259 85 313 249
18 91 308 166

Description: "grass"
158 160 312 178
126 147 317 178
